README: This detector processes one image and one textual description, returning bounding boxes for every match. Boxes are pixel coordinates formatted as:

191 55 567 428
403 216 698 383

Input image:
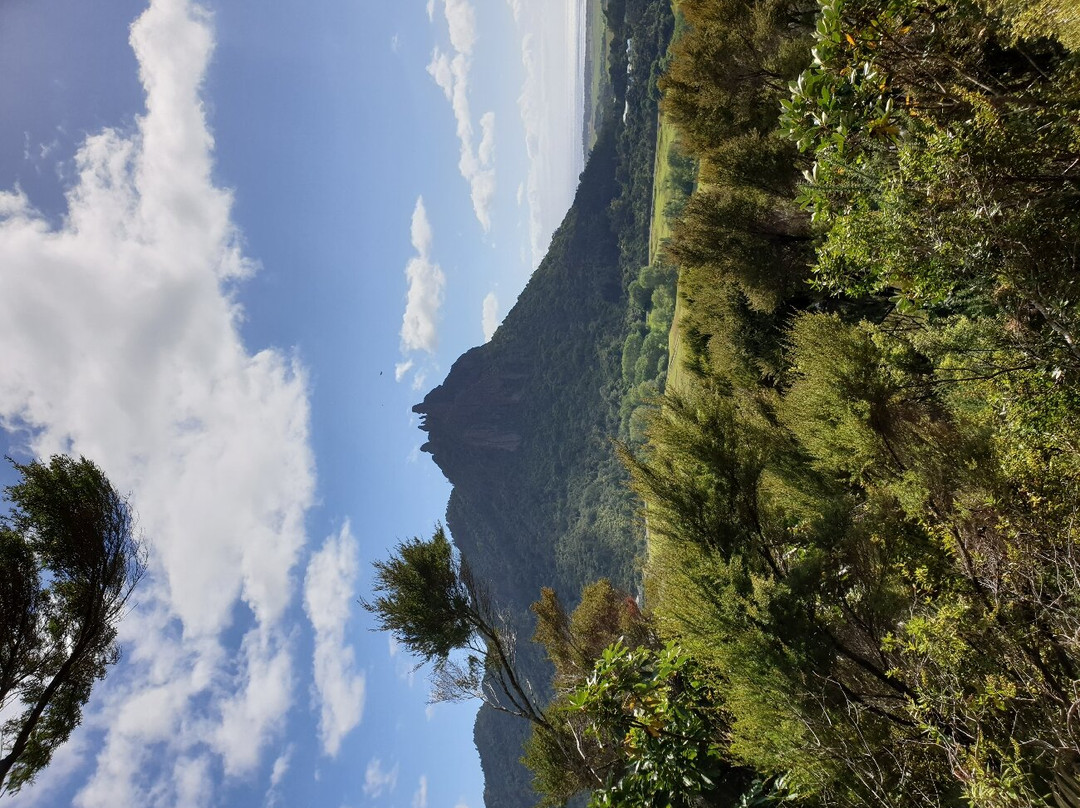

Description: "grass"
645 114 692 398
649 0 690 398
584 0 614 152
647 118 679 265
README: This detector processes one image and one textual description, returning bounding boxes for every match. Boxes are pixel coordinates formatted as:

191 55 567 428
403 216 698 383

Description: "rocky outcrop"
414 347 527 467
410 118 647 808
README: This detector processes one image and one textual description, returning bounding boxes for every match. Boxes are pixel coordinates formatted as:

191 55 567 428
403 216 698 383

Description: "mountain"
412 1 674 804
415 120 639 808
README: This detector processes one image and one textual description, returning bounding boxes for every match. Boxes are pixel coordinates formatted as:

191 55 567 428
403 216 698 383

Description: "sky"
0 0 587 806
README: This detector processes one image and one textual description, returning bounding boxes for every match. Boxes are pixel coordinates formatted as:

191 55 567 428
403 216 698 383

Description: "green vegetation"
646 121 690 263
0 455 144 795
540 641 743 808
583 0 615 154
619 261 678 443
617 0 1080 804
393 0 1080 806
405 3 677 803
618 2 696 444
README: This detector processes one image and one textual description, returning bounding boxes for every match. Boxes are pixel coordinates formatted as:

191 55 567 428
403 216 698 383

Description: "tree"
364 526 551 729
525 582 682 807
0 455 145 795
531 579 657 694
366 530 679 801
568 642 746 808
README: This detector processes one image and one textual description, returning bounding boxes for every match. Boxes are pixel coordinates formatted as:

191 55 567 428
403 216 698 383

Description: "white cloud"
426 0 435 23
270 746 293 788
400 197 445 356
426 0 496 231
394 359 415 382
390 34 400 53
303 522 366 758
443 0 476 56
509 3 584 266
396 198 444 391
516 32 546 264
482 292 499 342
0 0 316 804
212 628 294 776
172 757 212 808
412 775 429 808
363 759 400 798
427 49 454 98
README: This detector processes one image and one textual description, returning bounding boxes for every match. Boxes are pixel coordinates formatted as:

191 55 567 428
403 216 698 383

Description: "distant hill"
415 121 636 808
413 1 673 804
416 123 636 615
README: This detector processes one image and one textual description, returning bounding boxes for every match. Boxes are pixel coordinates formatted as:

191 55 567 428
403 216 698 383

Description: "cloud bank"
0 0 318 803
397 197 445 391
427 0 496 231
363 758 400 798
303 522 366 758
507 0 584 266
482 292 499 342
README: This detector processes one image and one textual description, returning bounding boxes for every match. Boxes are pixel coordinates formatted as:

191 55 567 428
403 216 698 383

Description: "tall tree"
364 526 551 729
0 455 145 795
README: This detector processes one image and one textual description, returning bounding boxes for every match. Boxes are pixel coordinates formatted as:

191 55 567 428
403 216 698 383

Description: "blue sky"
0 0 586 806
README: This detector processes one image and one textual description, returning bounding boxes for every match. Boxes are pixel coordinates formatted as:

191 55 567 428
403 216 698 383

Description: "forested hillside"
411 2 674 804
391 0 1080 806
623 0 1080 805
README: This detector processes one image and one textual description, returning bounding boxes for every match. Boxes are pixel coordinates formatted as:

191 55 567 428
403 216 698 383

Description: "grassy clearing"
649 1 690 399
647 118 679 265
584 0 613 152
646 116 693 399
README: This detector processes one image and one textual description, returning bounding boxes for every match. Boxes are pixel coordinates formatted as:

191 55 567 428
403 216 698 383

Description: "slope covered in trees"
622 0 1080 804
401 0 1080 805
0 455 144 795
412 2 674 803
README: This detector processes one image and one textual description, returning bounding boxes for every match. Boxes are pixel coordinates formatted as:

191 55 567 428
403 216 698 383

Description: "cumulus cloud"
303 522 366 758
413 775 429 808
482 292 499 342
443 0 476 55
509 3 584 266
396 198 444 391
363 759 400 798
400 197 445 356
426 0 496 231
212 628 295 775
0 0 316 804
270 746 293 788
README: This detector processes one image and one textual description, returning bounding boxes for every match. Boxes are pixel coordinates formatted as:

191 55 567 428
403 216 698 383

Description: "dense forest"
386 0 1080 805
410 2 674 803
623 0 1080 804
